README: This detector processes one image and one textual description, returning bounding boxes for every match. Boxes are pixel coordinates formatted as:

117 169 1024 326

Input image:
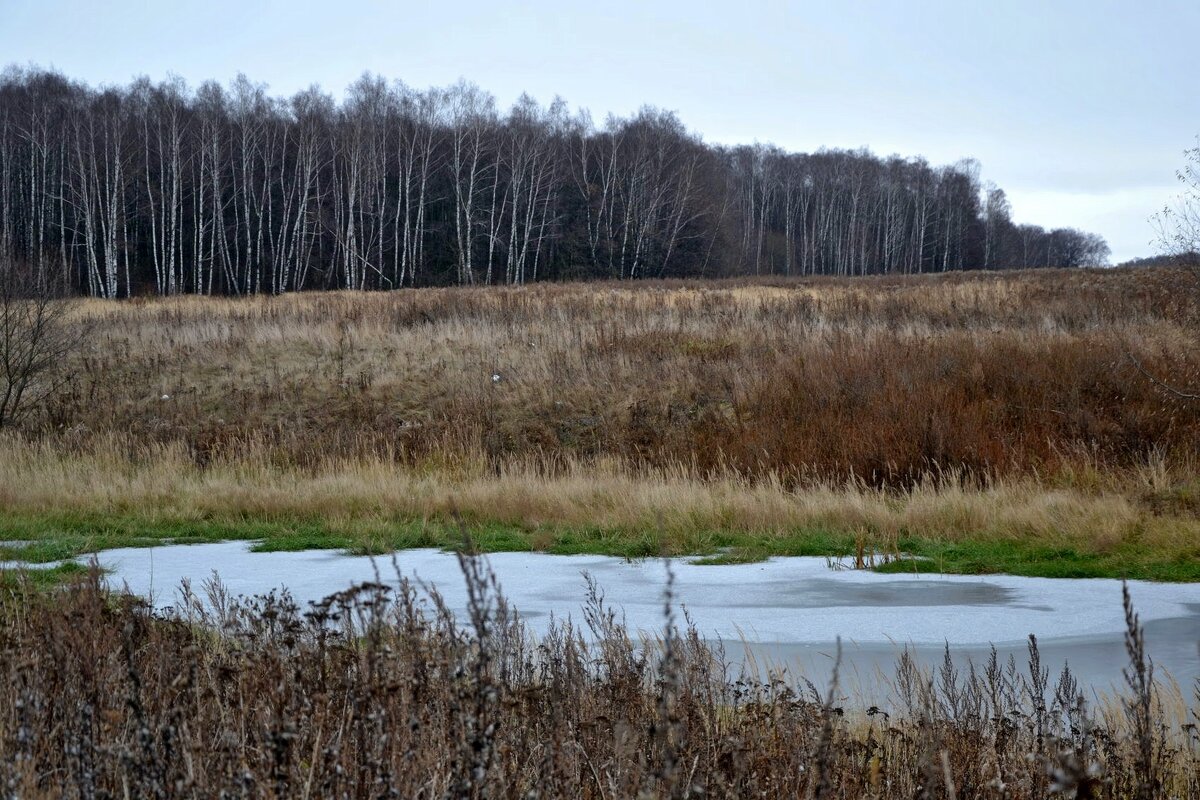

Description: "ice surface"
81 542 1200 699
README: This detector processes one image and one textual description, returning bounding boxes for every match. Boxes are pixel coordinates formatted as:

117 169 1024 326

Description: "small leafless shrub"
0 260 79 429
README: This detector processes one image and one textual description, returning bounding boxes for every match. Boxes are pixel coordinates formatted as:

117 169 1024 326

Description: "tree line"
0 67 1110 297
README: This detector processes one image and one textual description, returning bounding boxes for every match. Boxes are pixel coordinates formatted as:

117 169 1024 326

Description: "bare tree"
391 83 442 287
0 259 77 429
1157 138 1200 271
447 82 497 286
1133 141 1200 401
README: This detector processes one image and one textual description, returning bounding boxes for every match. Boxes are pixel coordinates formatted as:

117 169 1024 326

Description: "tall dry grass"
31 266 1200 487
0 434 1193 557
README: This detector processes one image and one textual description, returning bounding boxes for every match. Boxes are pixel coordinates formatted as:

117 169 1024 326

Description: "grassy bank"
2 437 1197 581
4 509 1198 582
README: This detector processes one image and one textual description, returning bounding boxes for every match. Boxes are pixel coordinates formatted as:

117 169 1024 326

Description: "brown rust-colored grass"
35 266 1200 487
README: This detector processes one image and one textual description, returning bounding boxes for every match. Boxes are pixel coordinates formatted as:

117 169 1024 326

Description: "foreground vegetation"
0 562 1193 798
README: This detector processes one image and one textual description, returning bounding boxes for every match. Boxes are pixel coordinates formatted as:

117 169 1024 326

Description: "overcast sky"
3 0 1196 263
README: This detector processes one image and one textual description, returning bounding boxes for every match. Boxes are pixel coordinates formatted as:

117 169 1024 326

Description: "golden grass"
1 434 1194 558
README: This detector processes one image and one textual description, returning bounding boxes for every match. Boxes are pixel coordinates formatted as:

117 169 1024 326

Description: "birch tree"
0 68 1108 294
446 82 496 286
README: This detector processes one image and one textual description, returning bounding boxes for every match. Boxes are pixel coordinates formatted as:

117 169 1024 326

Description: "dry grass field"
46 266 1200 481
2 265 1199 577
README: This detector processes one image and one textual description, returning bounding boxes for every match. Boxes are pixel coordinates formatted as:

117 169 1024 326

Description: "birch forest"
0 68 1110 296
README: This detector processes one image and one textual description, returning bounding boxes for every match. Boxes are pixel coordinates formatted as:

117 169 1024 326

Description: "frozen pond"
85 542 1200 702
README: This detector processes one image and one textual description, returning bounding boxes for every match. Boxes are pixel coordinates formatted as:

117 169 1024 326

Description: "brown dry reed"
0 559 1195 798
